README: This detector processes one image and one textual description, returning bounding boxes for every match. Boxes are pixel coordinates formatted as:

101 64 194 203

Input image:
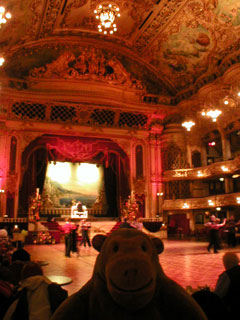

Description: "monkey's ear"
151 237 164 254
92 234 107 252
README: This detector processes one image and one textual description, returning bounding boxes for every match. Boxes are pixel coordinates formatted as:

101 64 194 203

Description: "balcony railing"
163 192 240 210
163 155 240 181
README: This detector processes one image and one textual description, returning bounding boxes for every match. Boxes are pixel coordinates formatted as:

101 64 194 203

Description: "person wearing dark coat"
214 252 240 316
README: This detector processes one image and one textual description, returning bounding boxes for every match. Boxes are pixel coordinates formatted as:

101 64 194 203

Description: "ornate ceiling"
1 0 240 127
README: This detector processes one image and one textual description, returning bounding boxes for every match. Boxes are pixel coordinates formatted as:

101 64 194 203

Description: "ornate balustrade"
163 192 240 210
163 155 240 181
40 208 103 217
0 217 28 223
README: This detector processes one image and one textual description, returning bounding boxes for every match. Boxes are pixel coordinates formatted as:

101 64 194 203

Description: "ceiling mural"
1 0 240 101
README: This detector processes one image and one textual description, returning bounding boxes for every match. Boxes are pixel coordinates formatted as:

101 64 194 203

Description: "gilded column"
148 123 163 218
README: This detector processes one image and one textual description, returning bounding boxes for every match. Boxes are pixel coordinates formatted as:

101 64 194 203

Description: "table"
36 260 49 266
47 275 73 286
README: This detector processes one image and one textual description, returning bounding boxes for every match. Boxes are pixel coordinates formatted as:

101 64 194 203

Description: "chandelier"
202 109 222 122
0 6 11 28
94 3 120 34
182 121 195 131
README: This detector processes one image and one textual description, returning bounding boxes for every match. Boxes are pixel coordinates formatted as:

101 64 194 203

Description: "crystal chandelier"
0 6 11 67
0 6 11 28
182 121 195 131
94 3 120 34
202 109 222 122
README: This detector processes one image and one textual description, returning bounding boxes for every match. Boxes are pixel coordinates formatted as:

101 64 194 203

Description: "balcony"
163 192 240 211
163 155 240 181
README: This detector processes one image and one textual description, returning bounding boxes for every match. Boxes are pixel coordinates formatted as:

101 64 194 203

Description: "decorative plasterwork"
133 178 146 195
134 0 187 51
6 172 18 195
2 0 240 102
39 0 62 39
19 133 44 153
163 192 240 210
163 155 240 181
29 49 144 90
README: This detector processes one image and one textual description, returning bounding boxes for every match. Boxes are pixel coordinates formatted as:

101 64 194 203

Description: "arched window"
9 136 17 172
135 145 143 179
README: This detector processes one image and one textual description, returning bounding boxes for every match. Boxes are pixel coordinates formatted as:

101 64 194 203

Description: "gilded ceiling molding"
39 0 62 39
61 0 89 28
28 49 145 90
134 0 187 51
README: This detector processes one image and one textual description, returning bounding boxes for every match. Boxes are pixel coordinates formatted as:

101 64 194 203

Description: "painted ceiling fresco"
1 0 240 99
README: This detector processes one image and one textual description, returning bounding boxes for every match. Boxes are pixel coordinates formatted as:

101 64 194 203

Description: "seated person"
77 201 83 212
192 289 229 320
3 261 68 320
11 242 30 263
214 252 240 315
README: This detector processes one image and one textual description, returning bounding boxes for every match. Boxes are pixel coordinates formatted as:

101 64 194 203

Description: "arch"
18 134 130 218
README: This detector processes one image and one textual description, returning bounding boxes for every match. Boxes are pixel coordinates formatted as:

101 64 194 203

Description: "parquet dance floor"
25 239 240 296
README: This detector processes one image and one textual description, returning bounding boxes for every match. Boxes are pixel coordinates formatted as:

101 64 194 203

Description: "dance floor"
25 239 240 296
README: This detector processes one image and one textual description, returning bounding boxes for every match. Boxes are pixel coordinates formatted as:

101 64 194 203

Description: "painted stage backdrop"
42 162 104 208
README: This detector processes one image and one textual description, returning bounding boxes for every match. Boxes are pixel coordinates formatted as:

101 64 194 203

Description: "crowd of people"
1 214 240 319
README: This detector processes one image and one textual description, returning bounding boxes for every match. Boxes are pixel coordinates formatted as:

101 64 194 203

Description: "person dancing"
79 219 91 247
62 218 74 257
205 215 226 253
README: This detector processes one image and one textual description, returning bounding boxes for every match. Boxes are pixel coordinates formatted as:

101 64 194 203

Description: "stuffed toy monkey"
51 228 207 320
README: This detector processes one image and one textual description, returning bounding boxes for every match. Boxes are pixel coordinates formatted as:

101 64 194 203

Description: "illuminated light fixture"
221 165 229 172
0 189 4 193
202 109 222 122
216 207 221 211
219 177 224 181
94 3 120 34
183 203 189 209
237 197 240 204
197 171 203 177
224 100 229 105
208 199 214 206
208 141 216 146
0 56 4 66
232 174 240 178
0 6 11 27
206 110 222 122
182 121 195 131
237 91 240 97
